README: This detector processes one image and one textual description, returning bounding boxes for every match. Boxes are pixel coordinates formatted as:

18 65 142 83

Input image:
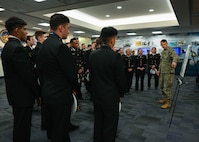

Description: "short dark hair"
96 37 102 47
35 30 46 40
26 35 33 42
100 26 118 44
50 14 70 31
161 39 168 43
5 17 27 34
70 37 77 43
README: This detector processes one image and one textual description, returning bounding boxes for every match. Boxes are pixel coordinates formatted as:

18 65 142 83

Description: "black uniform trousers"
94 103 119 142
84 76 91 92
40 103 52 139
84 78 92 100
148 72 159 88
46 103 71 142
12 106 33 142
125 71 133 93
76 82 83 99
135 69 145 91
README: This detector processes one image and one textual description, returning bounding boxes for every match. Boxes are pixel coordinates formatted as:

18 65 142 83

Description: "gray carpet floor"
0 75 199 142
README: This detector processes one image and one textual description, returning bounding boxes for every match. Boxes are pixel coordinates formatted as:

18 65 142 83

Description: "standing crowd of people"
121 46 159 93
1 14 179 142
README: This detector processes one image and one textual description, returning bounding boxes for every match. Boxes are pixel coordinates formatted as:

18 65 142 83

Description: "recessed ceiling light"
32 26 42 30
74 31 85 34
152 31 162 34
126 32 137 35
105 15 110 18
91 35 100 38
0 8 5 11
149 9 154 12
117 6 122 9
38 22 50 27
0 20 3 22
34 0 46 2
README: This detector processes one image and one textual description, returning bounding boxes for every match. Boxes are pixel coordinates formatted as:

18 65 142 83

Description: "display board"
173 47 181 56
180 45 192 78
137 47 150 55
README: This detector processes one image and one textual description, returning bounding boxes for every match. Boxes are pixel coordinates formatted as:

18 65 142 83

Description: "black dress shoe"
69 124 79 132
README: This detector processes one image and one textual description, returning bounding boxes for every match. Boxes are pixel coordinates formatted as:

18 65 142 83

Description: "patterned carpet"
0 75 199 142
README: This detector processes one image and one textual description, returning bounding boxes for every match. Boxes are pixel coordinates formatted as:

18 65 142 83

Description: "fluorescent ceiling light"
149 9 154 12
104 13 177 26
0 8 5 11
152 31 162 34
117 6 122 9
91 35 100 38
32 26 42 30
127 32 137 35
34 0 46 2
38 22 50 27
0 20 3 22
74 31 85 34
105 15 110 18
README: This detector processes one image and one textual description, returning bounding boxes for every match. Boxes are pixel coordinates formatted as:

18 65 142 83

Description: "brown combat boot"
161 100 171 109
158 98 167 104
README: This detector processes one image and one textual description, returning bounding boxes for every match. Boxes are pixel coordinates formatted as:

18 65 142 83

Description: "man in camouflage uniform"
157 39 179 109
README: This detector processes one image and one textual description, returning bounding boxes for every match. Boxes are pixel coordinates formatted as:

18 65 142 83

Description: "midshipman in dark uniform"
135 49 147 91
147 47 160 89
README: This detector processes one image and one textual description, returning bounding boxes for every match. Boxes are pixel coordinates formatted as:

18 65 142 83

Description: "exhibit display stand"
169 45 192 127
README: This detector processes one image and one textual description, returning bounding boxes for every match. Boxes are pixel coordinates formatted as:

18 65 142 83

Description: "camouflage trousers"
159 73 175 100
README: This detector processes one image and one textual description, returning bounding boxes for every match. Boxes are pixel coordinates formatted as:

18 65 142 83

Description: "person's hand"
72 90 77 95
86 69 90 73
78 68 83 74
171 62 177 68
37 97 42 106
156 71 160 76
140 67 145 71
128 68 133 72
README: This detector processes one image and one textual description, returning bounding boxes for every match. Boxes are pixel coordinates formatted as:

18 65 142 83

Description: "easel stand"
168 45 192 127
169 78 183 127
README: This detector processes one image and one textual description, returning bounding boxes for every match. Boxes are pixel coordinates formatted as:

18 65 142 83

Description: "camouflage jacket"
159 47 179 74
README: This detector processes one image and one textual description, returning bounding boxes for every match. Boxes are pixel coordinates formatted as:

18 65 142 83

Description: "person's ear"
58 25 63 33
111 37 114 43
15 28 19 35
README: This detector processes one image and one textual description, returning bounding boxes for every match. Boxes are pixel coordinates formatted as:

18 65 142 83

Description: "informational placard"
180 45 192 78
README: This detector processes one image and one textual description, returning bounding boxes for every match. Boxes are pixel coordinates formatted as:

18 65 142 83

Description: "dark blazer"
1 37 40 107
89 45 125 105
37 33 77 105
32 42 42 65
148 53 160 70
84 49 91 70
134 54 147 69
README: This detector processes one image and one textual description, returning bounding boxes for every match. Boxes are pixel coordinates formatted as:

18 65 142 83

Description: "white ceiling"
0 0 198 37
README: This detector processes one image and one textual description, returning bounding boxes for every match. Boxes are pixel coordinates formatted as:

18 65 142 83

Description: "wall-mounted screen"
137 47 150 55
172 47 181 56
